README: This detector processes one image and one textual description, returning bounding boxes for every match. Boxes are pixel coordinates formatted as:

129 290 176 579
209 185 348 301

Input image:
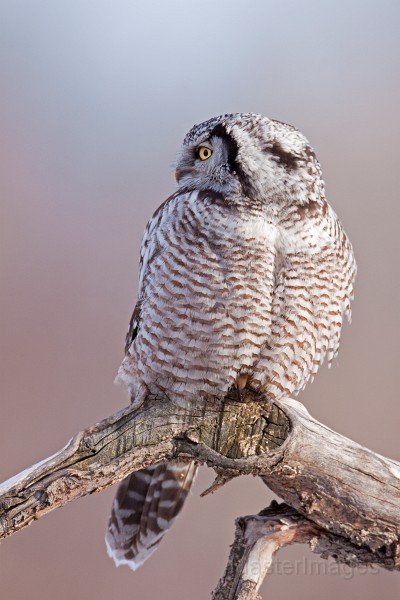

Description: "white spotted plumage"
107 113 356 570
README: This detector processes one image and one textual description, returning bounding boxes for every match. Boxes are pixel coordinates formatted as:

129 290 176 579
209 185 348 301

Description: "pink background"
1 1 399 598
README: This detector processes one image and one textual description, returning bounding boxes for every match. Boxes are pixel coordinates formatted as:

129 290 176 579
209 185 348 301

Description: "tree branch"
211 499 400 600
212 502 321 600
0 392 399 598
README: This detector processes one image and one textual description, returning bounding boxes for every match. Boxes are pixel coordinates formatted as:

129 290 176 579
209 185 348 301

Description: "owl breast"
117 190 354 407
121 192 276 404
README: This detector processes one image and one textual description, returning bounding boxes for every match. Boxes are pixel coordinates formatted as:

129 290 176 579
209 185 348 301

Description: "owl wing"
321 205 357 362
124 302 141 354
108 192 198 572
124 193 177 354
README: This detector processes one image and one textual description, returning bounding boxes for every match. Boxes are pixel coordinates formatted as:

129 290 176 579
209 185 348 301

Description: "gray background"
1 1 399 598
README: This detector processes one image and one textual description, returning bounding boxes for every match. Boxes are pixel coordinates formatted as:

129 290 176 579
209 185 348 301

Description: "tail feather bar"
106 460 197 571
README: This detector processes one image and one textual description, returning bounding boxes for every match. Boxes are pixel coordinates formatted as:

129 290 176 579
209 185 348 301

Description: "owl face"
175 113 323 206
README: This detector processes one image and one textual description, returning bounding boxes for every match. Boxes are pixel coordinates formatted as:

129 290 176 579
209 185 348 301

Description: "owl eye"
197 146 213 161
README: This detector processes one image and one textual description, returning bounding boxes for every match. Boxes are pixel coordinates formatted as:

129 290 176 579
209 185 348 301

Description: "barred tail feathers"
105 460 197 571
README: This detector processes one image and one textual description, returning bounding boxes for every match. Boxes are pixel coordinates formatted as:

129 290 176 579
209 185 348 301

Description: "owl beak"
175 168 180 182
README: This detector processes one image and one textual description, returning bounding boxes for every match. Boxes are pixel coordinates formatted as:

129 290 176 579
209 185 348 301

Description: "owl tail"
105 460 197 571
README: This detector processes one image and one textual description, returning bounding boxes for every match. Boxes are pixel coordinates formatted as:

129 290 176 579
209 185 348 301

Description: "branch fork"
0 394 399 598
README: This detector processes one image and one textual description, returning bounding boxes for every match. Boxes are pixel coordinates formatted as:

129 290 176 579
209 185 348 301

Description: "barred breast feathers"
118 188 355 408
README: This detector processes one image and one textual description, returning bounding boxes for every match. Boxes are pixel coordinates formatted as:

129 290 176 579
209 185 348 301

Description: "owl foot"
226 373 257 403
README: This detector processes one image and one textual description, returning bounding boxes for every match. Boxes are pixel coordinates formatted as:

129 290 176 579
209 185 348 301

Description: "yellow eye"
198 146 213 161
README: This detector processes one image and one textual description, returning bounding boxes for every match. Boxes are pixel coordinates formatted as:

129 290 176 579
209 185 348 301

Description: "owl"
106 113 356 570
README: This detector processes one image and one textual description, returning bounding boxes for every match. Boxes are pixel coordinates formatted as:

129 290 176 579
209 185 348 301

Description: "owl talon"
226 385 256 404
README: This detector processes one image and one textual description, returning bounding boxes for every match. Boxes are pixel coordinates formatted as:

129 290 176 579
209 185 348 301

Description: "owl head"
175 113 323 206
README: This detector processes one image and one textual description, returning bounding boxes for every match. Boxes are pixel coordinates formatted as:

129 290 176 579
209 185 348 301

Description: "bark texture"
212 502 321 600
0 393 399 597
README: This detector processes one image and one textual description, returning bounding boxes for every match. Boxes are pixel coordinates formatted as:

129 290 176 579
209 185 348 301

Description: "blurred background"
1 1 399 598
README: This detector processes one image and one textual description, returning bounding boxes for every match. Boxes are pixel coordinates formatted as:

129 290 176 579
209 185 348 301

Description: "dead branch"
0 392 399 599
211 499 400 600
212 502 321 600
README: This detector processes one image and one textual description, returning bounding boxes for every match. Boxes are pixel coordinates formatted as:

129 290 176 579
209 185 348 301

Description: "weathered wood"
211 499 400 599
212 502 321 600
261 399 400 563
0 392 399 597
0 393 289 540
179 397 400 570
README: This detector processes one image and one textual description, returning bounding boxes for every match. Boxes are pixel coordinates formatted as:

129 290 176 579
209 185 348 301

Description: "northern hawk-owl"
106 113 356 570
